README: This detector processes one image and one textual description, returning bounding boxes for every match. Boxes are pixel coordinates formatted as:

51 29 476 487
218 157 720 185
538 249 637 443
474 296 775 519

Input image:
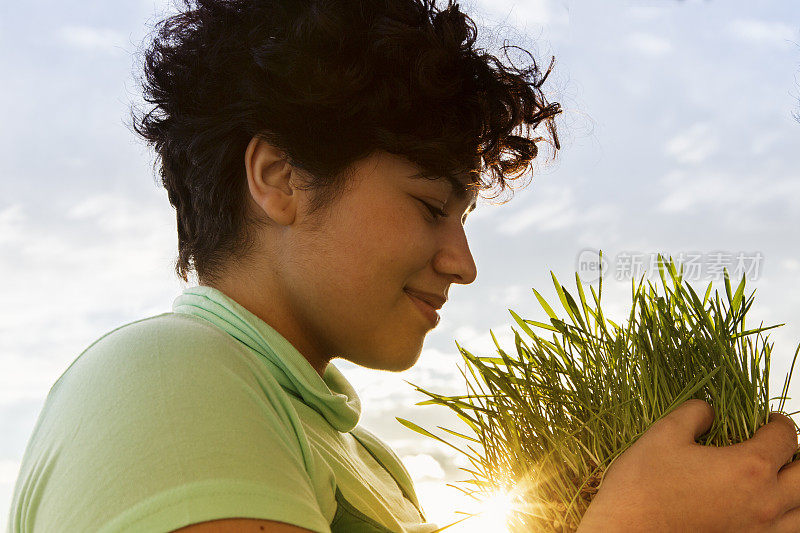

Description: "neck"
203 271 330 378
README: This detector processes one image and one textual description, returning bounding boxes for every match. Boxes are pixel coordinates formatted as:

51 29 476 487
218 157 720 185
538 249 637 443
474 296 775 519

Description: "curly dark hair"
132 0 561 285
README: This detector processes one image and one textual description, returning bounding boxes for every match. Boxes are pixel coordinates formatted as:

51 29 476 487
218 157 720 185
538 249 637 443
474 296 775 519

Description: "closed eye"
417 199 447 221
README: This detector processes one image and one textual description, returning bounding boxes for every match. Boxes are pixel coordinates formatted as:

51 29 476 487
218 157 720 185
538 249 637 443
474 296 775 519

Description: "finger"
777 459 800 516
770 411 800 447
774 505 800 533
735 412 799 471
775 512 800 533
658 399 715 444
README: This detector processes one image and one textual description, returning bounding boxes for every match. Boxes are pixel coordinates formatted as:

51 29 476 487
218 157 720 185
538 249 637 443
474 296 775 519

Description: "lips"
404 288 447 310
405 290 441 327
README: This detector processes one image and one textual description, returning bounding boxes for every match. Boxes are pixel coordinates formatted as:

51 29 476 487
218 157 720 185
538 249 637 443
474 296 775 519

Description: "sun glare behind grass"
432 489 516 532
472 490 514 531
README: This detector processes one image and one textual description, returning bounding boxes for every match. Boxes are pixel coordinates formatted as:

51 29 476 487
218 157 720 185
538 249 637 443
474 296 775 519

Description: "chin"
386 345 424 372
353 351 421 372
384 357 419 373
355 358 416 373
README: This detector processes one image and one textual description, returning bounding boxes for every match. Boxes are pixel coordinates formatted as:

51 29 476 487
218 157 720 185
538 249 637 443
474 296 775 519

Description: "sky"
1 0 799 530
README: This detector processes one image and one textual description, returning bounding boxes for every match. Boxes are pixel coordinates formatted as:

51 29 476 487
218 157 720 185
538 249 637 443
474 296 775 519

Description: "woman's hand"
577 399 800 532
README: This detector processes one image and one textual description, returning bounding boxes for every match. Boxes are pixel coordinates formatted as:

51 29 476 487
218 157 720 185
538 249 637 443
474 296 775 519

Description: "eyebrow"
408 172 478 214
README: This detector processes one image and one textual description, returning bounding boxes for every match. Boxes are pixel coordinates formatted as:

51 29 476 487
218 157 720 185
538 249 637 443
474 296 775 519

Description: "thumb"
659 399 715 444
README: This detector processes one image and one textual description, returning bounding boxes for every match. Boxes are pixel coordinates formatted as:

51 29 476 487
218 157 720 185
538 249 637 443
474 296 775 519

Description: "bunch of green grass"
399 255 800 532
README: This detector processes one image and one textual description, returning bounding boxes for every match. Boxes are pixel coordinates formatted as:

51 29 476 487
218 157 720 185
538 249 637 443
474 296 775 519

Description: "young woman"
8 0 800 531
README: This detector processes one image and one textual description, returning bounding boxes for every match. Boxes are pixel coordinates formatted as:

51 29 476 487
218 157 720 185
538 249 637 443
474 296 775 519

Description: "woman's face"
266 150 478 374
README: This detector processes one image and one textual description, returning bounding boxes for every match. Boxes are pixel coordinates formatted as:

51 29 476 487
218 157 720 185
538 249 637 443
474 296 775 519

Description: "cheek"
307 201 433 301
346 199 428 255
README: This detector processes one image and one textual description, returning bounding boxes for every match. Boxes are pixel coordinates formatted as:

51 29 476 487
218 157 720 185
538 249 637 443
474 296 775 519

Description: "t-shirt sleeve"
8 315 332 533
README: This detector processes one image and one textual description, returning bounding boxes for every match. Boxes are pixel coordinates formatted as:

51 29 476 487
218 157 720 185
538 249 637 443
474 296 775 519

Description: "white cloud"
657 170 725 213
627 32 672 56
657 169 800 215
781 259 800 272
0 353 66 406
626 6 668 22
664 123 719 164
476 0 568 27
515 0 569 27
750 132 782 156
495 184 616 239
452 325 481 344
497 186 575 234
341 353 461 415
66 192 165 233
0 460 21 530
487 284 527 306
0 204 25 245
0 460 20 486
728 19 797 48
58 26 126 53
451 321 518 361
400 454 446 481
1 195 176 291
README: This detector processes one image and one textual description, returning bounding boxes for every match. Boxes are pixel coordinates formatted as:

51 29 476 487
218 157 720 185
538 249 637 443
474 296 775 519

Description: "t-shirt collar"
172 285 361 432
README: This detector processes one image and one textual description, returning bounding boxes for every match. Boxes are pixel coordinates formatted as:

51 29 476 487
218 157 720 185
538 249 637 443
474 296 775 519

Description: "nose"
433 223 478 285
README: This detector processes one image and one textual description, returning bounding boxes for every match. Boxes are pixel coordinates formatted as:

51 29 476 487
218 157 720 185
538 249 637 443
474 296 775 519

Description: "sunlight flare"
448 489 515 533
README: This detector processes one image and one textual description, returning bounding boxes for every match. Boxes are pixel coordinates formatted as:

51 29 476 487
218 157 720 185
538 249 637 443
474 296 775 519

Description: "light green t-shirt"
7 286 440 533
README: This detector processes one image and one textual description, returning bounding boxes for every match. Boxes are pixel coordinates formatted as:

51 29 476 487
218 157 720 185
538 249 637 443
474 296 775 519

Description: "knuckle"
740 454 771 483
700 402 716 426
686 398 713 415
685 398 710 409
648 415 679 439
769 412 796 431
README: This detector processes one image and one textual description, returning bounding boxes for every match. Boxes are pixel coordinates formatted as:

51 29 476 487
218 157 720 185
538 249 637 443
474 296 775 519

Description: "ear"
244 136 298 226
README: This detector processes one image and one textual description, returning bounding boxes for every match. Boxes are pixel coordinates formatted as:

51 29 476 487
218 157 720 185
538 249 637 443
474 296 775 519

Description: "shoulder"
34 311 309 449
76 311 235 361
52 312 253 395
40 311 299 439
